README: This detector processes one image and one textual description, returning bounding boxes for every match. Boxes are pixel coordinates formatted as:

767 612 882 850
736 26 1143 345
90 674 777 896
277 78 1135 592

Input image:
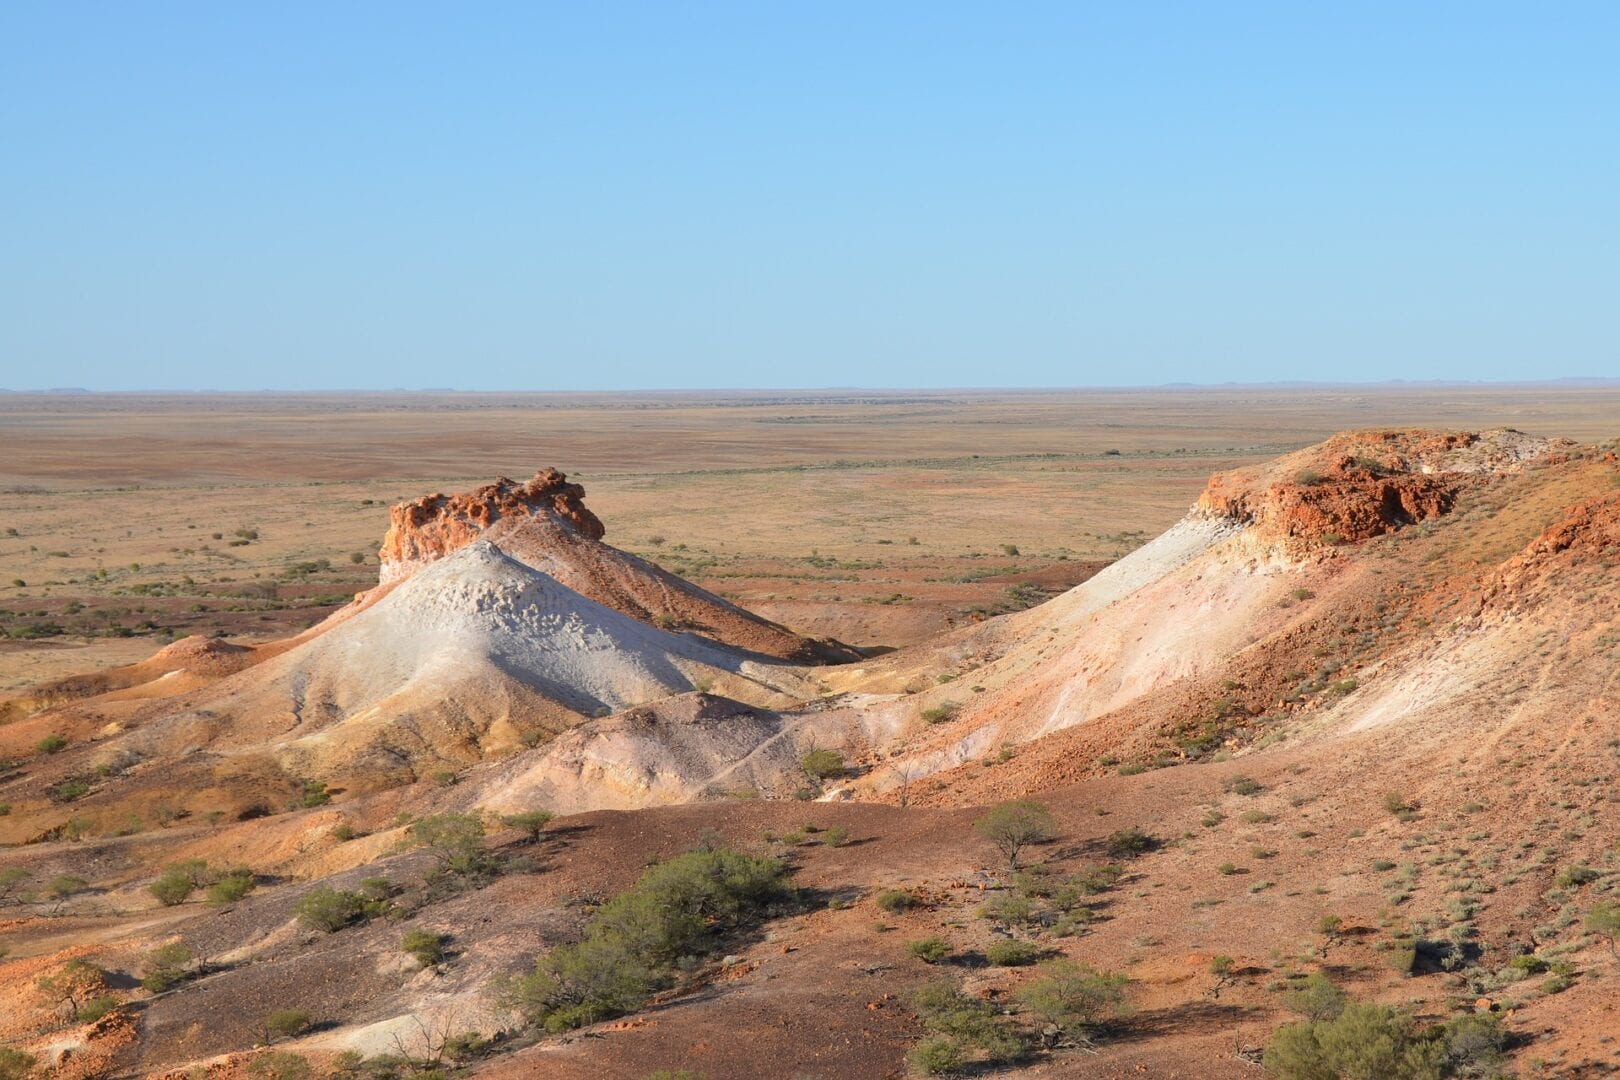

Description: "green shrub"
36 734 68 754
0 867 29 903
263 1008 312 1042
985 939 1039 967
906 1035 962 1075
1264 1001 1446 1079
1506 954 1546 975
1281 972 1345 1022
1017 960 1128 1039
1105 827 1154 857
875 888 915 914
36 957 105 1016
824 825 850 847
207 869 256 905
800 749 845 779
75 994 119 1022
410 814 499 882
501 810 555 842
920 703 959 724
496 846 793 1032
45 874 89 899
247 1052 313 1080
980 891 1036 927
0 1047 37 1080
910 979 1022 1064
403 929 447 968
148 871 196 906
141 942 195 992
1586 902 1620 955
907 937 952 964
51 780 90 803
294 887 368 932
1554 863 1599 888
1224 775 1261 796
973 799 1056 870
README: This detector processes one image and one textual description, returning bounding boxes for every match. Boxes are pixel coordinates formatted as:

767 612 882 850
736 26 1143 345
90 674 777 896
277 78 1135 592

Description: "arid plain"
5 385 1617 690
3 387 1620 1080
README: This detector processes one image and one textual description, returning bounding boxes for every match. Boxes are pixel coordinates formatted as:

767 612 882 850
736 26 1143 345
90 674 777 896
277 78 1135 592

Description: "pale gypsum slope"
846 512 1294 790
118 542 805 778
467 513 1272 814
474 694 904 815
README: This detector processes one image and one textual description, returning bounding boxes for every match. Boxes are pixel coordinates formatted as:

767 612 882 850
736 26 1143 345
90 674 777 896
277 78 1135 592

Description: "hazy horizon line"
5 376 1620 397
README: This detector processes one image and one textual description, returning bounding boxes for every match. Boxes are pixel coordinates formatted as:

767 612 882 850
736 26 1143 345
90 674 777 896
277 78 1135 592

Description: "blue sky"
1 2 1615 390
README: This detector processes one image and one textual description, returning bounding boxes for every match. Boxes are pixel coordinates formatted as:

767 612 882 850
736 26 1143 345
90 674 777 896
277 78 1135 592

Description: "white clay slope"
117 542 803 779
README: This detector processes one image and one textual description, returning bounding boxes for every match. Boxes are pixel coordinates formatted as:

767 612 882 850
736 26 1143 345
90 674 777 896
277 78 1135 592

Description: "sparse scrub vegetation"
876 888 915 914
1264 997 1507 1079
262 1008 312 1042
1016 960 1128 1044
501 809 555 842
495 847 794 1033
907 937 952 963
402 928 448 968
985 938 1040 966
800 748 845 780
907 979 1023 1073
141 942 196 992
1105 826 1154 857
973 799 1056 870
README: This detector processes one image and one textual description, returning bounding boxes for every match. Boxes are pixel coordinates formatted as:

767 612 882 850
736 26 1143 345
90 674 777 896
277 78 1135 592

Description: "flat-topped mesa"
379 468 604 584
374 467 858 663
1197 429 1567 549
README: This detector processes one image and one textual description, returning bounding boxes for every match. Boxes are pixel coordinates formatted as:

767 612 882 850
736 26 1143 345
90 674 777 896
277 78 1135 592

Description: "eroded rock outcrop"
1198 429 1563 548
1484 490 1620 607
379 468 604 582
377 467 857 663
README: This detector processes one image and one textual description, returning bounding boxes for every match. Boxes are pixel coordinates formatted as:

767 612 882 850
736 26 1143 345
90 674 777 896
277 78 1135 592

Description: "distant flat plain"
3 386 1617 688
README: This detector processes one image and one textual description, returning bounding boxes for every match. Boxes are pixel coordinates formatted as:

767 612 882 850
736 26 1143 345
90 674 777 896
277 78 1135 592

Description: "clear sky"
2 3 1615 391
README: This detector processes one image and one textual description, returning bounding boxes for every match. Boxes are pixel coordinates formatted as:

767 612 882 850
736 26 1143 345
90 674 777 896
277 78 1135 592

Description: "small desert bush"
402 929 447 968
1016 960 1128 1040
149 870 197 907
77 995 119 1022
0 1048 36 1080
501 810 555 842
263 1008 311 1042
207 869 256 905
294 885 390 933
800 749 845 779
1105 827 1154 857
907 937 952 964
875 888 915 914
985 939 1039 967
973 799 1056 870
141 942 195 992
908 979 1023 1069
494 847 793 1033
1281 972 1346 1022
247 1052 312 1080
1264 1000 1506 1079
